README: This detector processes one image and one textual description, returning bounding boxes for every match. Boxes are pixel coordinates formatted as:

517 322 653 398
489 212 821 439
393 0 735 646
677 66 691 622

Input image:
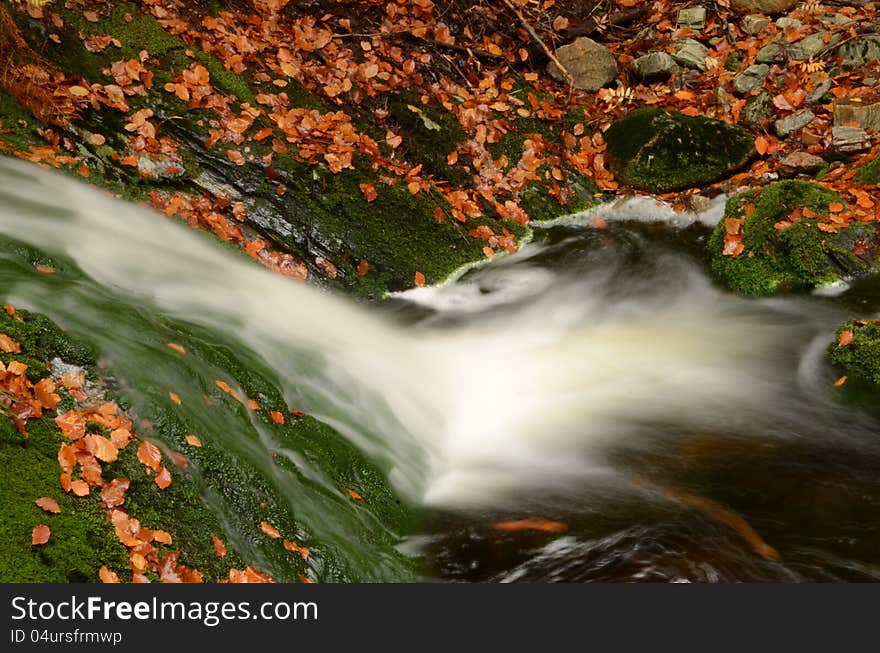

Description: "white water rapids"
0 156 863 510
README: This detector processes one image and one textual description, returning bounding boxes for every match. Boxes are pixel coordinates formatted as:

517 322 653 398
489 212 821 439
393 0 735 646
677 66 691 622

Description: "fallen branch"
561 6 648 40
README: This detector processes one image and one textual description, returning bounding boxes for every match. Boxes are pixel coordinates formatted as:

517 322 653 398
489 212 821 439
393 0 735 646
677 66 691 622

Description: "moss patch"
708 181 877 296
605 107 754 192
829 320 880 386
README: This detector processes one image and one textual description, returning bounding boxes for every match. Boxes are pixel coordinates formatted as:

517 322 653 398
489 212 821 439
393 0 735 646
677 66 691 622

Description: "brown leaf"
283 539 310 559
492 518 568 533
32 524 51 545
70 480 90 496
101 478 130 508
154 466 172 490
185 434 203 447
167 342 186 354
212 535 227 558
260 521 281 539
838 330 854 347
137 440 162 471
35 497 61 514
0 333 21 353
99 566 119 583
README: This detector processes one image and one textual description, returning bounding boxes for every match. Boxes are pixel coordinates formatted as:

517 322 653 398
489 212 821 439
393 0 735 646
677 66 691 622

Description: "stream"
2 156 880 582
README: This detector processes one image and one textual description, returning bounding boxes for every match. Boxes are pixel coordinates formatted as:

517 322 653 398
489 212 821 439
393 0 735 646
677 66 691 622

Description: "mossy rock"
604 108 754 192
708 181 880 296
828 320 880 386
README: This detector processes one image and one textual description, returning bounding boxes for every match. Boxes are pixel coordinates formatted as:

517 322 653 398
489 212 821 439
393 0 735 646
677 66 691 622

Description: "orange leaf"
35 497 61 514
32 524 51 545
70 480 90 496
137 440 162 471
0 333 21 353
167 342 186 354
357 260 369 276
492 518 568 533
154 466 172 489
185 434 202 447
828 202 845 213
34 379 60 410
260 521 281 539
755 135 769 155
99 566 119 583
414 271 426 287
283 539 310 559
346 488 363 500
270 410 285 425
169 391 181 405
838 330 854 347
834 375 848 387
212 535 227 558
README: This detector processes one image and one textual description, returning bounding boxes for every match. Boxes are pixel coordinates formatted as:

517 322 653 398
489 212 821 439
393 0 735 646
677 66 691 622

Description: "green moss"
855 156 880 185
708 181 866 296
828 320 880 385
0 417 129 582
521 169 601 223
605 108 754 192
0 308 95 368
740 91 774 129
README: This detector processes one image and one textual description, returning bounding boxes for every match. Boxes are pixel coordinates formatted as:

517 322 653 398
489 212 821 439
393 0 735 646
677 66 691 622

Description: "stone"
791 32 839 61
775 17 802 29
137 155 184 180
733 64 770 94
632 52 681 81
833 99 880 133
684 194 712 213
677 7 707 30
801 128 823 146
774 109 815 137
742 15 770 35
672 38 709 71
805 78 832 104
756 41 785 64
821 13 855 28
547 38 618 91
838 36 880 68
864 78 877 87
731 0 798 14
604 107 754 192
740 90 774 128
832 126 871 154
778 151 825 177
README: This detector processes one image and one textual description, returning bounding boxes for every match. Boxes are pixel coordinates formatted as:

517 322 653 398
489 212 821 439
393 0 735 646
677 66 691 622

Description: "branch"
500 0 574 88
561 6 648 40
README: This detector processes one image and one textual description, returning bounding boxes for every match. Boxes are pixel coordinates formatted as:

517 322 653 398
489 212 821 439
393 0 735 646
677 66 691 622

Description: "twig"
561 6 648 40
500 0 575 90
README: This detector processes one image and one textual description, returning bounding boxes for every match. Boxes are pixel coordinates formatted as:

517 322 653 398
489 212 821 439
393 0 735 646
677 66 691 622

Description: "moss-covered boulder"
604 108 754 192
709 181 880 296
829 320 880 385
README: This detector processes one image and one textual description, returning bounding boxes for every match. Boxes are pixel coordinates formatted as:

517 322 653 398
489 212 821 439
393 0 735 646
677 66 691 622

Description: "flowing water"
2 156 880 582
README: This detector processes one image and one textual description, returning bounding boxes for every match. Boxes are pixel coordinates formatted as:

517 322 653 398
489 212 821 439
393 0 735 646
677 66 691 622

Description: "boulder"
731 0 798 14
791 32 838 61
677 7 707 30
774 109 815 137
632 52 681 81
604 107 753 192
829 320 880 386
733 64 770 94
548 38 617 91
756 41 785 64
742 15 770 35
838 36 880 68
709 181 880 295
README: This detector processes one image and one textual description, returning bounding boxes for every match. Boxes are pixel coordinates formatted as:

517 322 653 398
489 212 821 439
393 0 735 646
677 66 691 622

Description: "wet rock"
742 15 770 35
838 36 880 68
779 151 825 177
731 0 798 14
684 193 712 213
831 126 871 154
605 107 754 193
806 78 832 104
548 37 617 91
632 52 681 81
672 39 709 71
709 180 880 296
774 110 815 137
137 155 184 180
740 90 775 128
756 41 785 64
834 98 880 133
733 64 770 94
791 32 839 61
677 7 707 30
829 320 880 386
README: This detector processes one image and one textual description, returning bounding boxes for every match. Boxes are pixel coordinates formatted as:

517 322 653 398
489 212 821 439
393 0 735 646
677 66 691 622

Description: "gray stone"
865 78 877 87
731 0 798 14
779 151 825 177
677 7 707 30
791 32 839 61
774 109 816 137
821 13 855 28
733 64 770 94
756 41 785 64
742 15 770 35
834 99 880 132
137 155 185 180
672 39 709 71
740 90 774 128
684 194 712 213
838 36 880 68
548 37 618 91
806 78 832 103
632 52 681 80
832 126 870 154
775 17 802 29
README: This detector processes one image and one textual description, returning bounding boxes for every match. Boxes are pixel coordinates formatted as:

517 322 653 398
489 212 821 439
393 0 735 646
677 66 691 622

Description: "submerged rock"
829 320 880 386
709 181 880 295
604 108 754 193
548 37 617 91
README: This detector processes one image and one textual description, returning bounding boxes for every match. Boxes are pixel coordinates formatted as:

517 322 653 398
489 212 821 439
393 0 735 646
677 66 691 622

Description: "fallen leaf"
99 566 119 583
838 330 854 347
260 521 281 538
185 434 202 447
154 466 172 489
492 518 568 533
212 535 227 558
34 497 61 514
167 342 186 354
32 524 51 545
137 440 162 471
